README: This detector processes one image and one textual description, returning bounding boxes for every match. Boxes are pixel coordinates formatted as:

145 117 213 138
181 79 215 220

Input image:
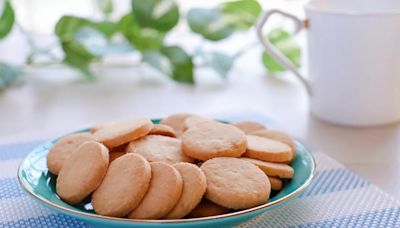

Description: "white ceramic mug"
256 0 400 126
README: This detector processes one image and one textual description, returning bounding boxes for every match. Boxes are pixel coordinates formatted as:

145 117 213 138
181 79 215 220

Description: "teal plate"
18 119 316 228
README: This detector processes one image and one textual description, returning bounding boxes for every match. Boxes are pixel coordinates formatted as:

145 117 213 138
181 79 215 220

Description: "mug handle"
256 10 312 96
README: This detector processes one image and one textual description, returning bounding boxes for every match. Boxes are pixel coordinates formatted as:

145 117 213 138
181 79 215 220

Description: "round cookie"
187 199 231 218
149 124 176 137
160 113 193 137
92 153 151 217
93 117 153 149
243 135 292 163
47 132 93 175
56 141 109 205
181 122 247 161
240 157 294 179
181 116 214 132
126 135 195 164
128 162 183 219
250 129 296 163
268 177 283 191
164 163 207 219
200 157 270 209
232 121 267 134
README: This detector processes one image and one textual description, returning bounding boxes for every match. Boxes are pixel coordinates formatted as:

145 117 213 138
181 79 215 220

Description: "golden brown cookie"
240 157 294 179
250 129 296 163
160 113 193 137
56 141 109 204
164 163 207 219
126 135 195 164
243 135 292 163
128 162 183 219
181 122 247 161
148 124 176 137
181 116 214 132
93 117 153 149
92 153 151 217
269 177 283 191
232 121 267 134
47 132 93 175
186 199 231 218
200 157 270 209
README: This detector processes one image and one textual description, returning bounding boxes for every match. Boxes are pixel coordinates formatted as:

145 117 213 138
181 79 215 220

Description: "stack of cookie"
47 114 295 219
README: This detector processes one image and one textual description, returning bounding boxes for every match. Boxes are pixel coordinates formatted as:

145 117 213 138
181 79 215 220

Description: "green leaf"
0 63 22 91
220 0 261 30
262 28 301 73
62 40 96 80
0 0 15 39
118 13 164 51
132 0 179 32
97 0 113 17
143 46 194 83
92 21 118 39
55 16 97 79
203 51 235 78
187 8 234 41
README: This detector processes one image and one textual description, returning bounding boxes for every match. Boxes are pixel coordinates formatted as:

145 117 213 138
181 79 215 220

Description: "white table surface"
1 31 399 202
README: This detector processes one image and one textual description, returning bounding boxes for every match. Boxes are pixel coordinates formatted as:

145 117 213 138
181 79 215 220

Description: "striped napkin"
1 114 399 227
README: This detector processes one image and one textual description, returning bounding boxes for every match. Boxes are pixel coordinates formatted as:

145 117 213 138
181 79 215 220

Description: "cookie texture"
243 135 292 163
200 157 270 209
160 113 193 137
126 135 195 164
232 121 266 134
187 199 231 218
92 153 151 217
182 116 213 132
128 162 183 219
56 141 109 205
164 163 207 219
47 132 93 175
93 117 153 149
250 129 296 163
240 157 294 179
181 122 247 161
149 124 176 137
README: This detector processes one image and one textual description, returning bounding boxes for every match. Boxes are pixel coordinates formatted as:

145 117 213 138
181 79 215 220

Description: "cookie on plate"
93 117 153 149
181 116 214 132
126 135 195 164
47 132 93 175
160 113 193 137
128 162 183 219
240 157 294 179
92 153 151 217
232 121 267 134
268 177 283 191
56 141 109 204
243 135 292 163
181 122 247 161
250 129 296 163
187 199 231 218
149 124 176 137
164 163 207 219
201 157 270 209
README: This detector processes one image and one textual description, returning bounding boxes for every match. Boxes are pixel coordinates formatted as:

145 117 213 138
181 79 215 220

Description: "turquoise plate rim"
17 119 316 225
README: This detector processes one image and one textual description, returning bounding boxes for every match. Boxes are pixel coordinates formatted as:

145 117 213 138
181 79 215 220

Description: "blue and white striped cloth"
1 114 400 227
